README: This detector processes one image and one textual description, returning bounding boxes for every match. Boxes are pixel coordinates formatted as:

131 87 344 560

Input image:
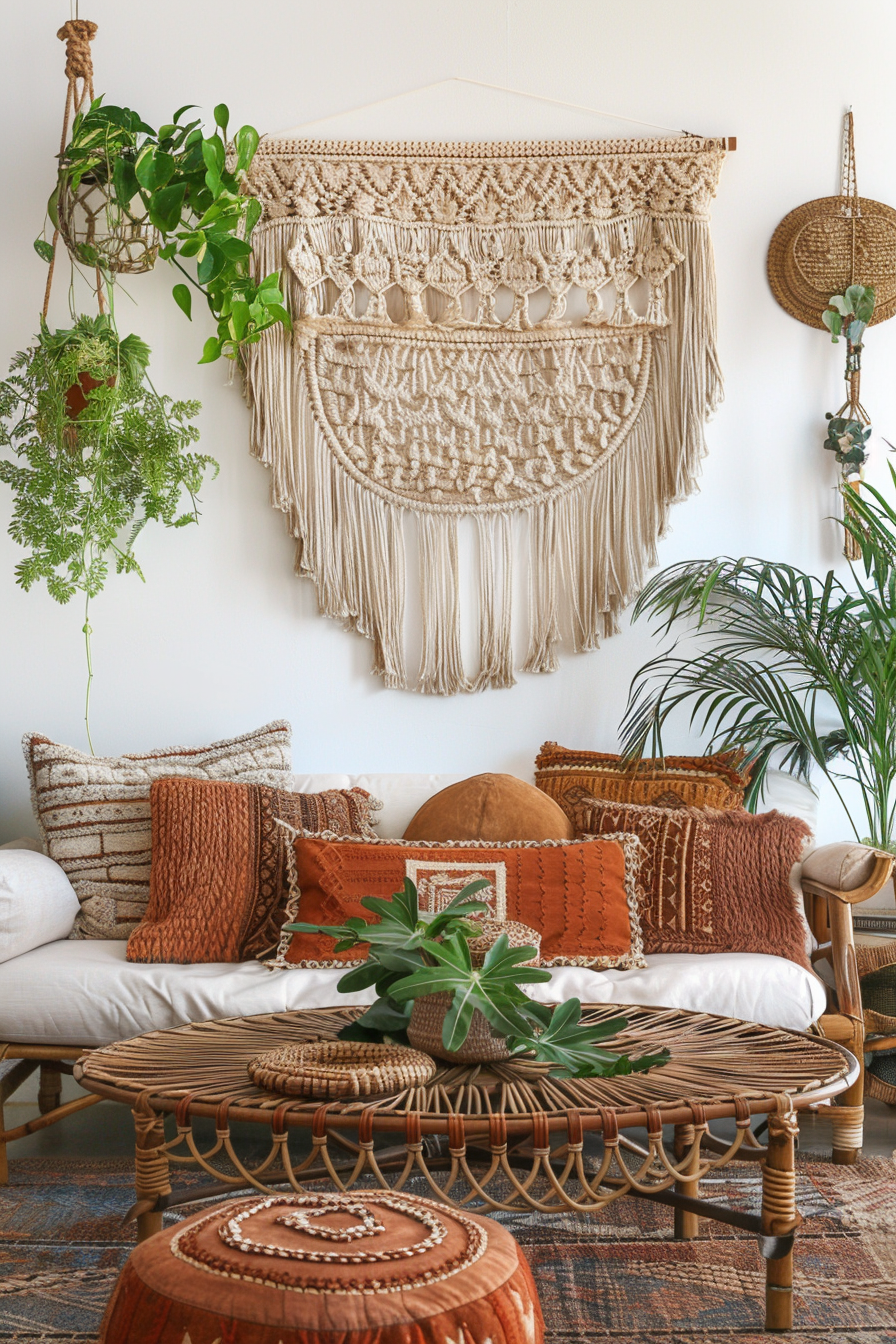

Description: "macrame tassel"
474 513 515 690
418 512 469 695
523 499 560 674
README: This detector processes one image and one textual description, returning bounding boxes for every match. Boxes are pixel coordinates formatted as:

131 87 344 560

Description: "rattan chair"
804 848 896 1162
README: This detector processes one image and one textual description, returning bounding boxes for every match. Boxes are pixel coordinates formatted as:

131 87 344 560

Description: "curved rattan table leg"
762 1108 800 1332
132 1094 171 1243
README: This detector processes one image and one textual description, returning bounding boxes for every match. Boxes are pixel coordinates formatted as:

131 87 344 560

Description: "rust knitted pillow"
126 778 379 965
274 833 646 971
568 790 812 968
535 741 749 815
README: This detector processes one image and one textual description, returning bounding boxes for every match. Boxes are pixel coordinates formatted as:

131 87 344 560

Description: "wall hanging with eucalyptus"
0 19 288 750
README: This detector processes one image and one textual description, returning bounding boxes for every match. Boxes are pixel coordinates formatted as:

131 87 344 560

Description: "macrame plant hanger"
42 17 105 320
837 112 868 561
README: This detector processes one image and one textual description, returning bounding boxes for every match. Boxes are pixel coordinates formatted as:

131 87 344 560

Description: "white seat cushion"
0 941 826 1048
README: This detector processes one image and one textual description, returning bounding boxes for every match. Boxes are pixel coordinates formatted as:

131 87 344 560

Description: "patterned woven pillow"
127 778 380 964
535 741 749 816
568 790 813 969
23 721 292 940
272 832 646 971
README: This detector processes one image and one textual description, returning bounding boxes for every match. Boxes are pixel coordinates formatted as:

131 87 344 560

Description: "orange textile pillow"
568 790 812 969
274 834 646 971
535 740 749 815
403 772 573 842
126 778 379 965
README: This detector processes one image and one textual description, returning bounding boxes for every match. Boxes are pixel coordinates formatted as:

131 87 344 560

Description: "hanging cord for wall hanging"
42 18 105 320
282 77 737 147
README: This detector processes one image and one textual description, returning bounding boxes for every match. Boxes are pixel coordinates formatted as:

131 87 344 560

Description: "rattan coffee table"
75 1004 856 1332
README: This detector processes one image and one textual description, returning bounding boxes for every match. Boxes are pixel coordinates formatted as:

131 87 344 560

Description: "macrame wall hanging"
244 131 728 693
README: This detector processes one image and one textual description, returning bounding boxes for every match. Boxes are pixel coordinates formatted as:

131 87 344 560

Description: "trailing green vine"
38 98 289 362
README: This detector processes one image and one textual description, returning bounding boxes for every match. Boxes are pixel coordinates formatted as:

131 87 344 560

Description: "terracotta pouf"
99 1190 544 1344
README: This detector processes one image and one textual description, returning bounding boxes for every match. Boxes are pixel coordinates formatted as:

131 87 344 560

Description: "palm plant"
619 468 896 851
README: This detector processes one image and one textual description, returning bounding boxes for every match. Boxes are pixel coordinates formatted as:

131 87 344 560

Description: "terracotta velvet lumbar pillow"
403 772 573 842
23 720 293 940
273 833 645 971
568 790 812 968
535 741 749 815
126 778 379 965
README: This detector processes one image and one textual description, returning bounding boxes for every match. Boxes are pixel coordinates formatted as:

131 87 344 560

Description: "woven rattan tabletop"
75 1003 854 1137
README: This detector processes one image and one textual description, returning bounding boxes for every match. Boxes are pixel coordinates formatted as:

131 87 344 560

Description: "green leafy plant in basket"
38 98 289 364
0 314 216 751
284 879 670 1079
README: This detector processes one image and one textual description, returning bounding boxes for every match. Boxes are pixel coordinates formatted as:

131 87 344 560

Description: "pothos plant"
37 98 289 363
0 314 216 751
286 879 669 1078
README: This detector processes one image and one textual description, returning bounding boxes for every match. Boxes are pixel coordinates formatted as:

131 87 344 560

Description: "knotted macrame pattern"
243 136 726 693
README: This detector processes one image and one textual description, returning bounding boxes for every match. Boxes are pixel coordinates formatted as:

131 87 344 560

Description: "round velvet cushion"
99 1190 543 1344
403 773 573 842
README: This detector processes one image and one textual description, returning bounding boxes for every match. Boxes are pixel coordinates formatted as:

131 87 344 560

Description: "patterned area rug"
0 1155 894 1341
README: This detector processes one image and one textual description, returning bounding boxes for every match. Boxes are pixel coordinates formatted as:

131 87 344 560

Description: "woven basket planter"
248 1040 436 1099
57 173 160 275
408 919 542 1065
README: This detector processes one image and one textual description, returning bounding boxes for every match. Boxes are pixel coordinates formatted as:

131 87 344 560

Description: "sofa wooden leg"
132 1099 171 1244
37 1064 62 1116
762 1108 800 1332
673 1122 700 1239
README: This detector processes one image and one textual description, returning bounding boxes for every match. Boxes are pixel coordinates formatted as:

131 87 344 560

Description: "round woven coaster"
767 195 896 329
248 1040 436 1099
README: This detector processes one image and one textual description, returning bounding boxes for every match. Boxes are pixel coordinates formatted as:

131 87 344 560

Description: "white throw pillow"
0 850 80 962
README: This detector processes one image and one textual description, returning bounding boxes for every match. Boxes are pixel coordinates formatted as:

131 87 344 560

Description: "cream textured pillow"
23 721 292 940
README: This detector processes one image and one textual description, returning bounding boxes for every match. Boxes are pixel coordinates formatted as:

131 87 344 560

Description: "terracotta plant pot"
64 371 116 419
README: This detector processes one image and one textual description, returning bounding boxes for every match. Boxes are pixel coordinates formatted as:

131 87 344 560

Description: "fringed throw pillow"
272 833 646 971
126 777 380 965
568 790 813 968
23 721 292 940
535 741 749 815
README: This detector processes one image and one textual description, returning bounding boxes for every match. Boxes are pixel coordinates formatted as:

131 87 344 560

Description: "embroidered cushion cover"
274 833 646 971
22 721 292 941
403 772 573 842
535 741 749 814
568 790 812 969
126 778 380 964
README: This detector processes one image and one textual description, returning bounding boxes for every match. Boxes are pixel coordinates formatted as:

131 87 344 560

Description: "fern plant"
620 468 896 850
0 315 216 750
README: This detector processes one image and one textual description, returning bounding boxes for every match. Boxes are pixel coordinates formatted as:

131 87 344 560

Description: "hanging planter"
56 170 160 275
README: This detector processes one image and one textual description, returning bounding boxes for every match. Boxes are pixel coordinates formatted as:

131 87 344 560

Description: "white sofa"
0 768 826 1048
4 765 893 1167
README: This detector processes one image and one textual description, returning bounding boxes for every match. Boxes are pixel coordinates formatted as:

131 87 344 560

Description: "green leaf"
235 124 260 173
213 104 230 137
172 283 193 320
173 103 198 124
198 336 223 363
33 239 54 263
149 182 187 235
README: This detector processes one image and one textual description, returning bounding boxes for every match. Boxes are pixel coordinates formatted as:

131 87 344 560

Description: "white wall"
2 0 895 845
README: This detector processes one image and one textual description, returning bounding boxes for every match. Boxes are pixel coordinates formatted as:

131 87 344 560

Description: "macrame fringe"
245 214 722 694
